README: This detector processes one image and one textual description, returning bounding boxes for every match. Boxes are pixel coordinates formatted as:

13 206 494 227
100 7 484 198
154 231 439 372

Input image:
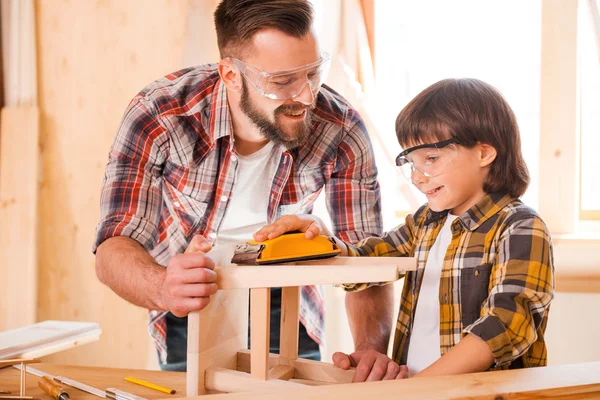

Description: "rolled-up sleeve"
463 214 554 367
341 211 418 292
92 96 168 253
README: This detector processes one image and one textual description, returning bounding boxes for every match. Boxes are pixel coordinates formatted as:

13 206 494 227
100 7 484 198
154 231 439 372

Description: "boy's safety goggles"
230 53 331 100
395 139 459 180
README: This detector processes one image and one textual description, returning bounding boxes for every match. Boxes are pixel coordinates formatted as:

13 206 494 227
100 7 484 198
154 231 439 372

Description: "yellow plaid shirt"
343 191 554 369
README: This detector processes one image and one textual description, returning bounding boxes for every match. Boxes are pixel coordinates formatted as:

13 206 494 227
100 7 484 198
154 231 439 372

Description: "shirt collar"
209 79 234 148
424 191 516 230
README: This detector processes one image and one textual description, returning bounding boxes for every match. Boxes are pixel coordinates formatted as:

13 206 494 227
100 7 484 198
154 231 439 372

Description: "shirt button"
231 155 237 162
173 201 180 208
208 233 217 239
220 195 228 202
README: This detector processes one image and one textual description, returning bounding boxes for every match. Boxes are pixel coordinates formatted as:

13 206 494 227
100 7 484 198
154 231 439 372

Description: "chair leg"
250 287 271 380
279 286 300 365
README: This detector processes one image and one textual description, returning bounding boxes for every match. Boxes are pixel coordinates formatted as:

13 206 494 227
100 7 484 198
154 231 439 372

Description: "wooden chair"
186 256 416 395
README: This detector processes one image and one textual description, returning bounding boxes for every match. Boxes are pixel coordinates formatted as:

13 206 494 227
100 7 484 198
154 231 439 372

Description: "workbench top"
2 362 600 399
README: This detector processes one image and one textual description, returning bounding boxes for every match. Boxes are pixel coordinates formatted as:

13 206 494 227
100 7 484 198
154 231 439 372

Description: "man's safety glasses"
230 53 331 100
395 139 459 180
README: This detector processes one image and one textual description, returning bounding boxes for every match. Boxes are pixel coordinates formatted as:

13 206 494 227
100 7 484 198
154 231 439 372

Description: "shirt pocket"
162 179 209 238
460 263 493 328
278 166 325 216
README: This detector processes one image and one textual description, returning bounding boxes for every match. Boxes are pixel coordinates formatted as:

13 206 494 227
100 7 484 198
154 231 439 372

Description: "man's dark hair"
214 0 314 58
395 78 530 198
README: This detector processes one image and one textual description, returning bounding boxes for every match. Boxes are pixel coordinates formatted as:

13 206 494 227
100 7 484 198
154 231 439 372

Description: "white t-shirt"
406 214 459 376
213 141 279 256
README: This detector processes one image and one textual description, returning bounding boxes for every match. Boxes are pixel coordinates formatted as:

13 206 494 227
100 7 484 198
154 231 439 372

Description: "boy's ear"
218 59 243 92
478 143 497 168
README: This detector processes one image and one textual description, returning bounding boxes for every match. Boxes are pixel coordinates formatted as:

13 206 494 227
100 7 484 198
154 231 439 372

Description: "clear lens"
397 144 458 180
262 57 331 100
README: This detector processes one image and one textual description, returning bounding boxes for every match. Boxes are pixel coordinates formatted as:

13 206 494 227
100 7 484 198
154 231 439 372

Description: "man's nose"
293 81 315 105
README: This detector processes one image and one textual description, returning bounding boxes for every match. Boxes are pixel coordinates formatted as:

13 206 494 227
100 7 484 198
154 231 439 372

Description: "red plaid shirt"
93 64 382 363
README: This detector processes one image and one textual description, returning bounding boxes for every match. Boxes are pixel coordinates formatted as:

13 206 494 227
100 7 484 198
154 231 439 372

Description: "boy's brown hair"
395 78 530 198
214 0 314 59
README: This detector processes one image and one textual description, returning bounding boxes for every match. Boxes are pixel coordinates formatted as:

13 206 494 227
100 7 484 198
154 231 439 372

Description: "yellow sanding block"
231 232 341 265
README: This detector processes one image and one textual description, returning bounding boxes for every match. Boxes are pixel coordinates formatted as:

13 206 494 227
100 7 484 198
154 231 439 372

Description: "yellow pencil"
124 376 176 395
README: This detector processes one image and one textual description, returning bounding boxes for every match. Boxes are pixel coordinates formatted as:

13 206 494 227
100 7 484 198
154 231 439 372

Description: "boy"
254 78 554 380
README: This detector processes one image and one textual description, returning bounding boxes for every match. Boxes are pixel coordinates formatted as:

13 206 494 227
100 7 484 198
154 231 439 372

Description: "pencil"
124 376 176 395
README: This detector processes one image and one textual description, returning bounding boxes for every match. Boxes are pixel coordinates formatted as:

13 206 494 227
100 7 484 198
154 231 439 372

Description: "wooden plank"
268 365 294 381
205 367 307 394
216 257 416 290
250 288 270 381
539 0 579 234
292 358 354 384
0 359 39 369
279 286 299 365
237 350 279 373
186 289 249 396
0 107 39 332
237 351 355 383
203 362 600 399
34 0 191 369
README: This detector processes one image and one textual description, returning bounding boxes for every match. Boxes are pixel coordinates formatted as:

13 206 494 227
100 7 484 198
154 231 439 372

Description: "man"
93 0 383 372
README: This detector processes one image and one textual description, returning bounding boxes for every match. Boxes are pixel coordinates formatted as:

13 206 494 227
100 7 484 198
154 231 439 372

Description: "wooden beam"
268 365 295 381
237 350 279 373
359 0 375 68
186 311 201 396
205 367 307 394
217 257 416 290
292 358 354 384
279 286 299 365
237 351 355 384
250 288 270 380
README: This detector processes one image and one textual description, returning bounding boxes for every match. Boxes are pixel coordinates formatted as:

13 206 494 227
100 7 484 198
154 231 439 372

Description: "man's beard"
239 80 315 149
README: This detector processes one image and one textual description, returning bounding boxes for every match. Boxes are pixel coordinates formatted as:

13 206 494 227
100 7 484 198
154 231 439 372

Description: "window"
373 0 542 229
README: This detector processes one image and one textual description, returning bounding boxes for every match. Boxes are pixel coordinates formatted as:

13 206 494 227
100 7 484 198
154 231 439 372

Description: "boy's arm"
414 334 494 377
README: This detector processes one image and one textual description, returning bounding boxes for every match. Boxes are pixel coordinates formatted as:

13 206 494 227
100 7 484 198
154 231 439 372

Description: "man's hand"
161 235 218 317
333 350 408 382
253 214 330 241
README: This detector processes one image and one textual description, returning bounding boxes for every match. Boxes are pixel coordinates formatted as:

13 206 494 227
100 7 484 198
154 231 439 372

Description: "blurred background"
0 0 599 370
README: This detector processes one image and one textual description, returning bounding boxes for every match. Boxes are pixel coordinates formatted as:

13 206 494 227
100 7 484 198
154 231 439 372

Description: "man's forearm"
345 284 394 354
95 236 166 311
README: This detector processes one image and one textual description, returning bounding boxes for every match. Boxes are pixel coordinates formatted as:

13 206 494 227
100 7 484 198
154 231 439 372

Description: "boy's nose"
411 167 429 185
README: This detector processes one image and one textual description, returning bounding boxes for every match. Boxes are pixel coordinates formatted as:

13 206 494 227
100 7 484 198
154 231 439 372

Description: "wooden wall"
34 0 218 368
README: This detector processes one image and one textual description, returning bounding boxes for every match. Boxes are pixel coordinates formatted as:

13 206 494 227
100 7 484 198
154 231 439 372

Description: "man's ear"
218 59 242 92
479 142 497 168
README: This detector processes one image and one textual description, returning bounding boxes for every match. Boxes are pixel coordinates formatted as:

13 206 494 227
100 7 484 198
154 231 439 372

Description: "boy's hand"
161 235 218 317
333 350 408 382
253 214 329 241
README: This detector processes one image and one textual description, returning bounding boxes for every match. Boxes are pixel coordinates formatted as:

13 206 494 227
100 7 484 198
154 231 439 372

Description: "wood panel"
538 0 579 233
33 0 198 368
0 107 40 331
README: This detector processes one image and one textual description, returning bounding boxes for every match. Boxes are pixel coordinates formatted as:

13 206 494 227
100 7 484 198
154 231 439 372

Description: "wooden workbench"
1 362 599 399
0 364 186 400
